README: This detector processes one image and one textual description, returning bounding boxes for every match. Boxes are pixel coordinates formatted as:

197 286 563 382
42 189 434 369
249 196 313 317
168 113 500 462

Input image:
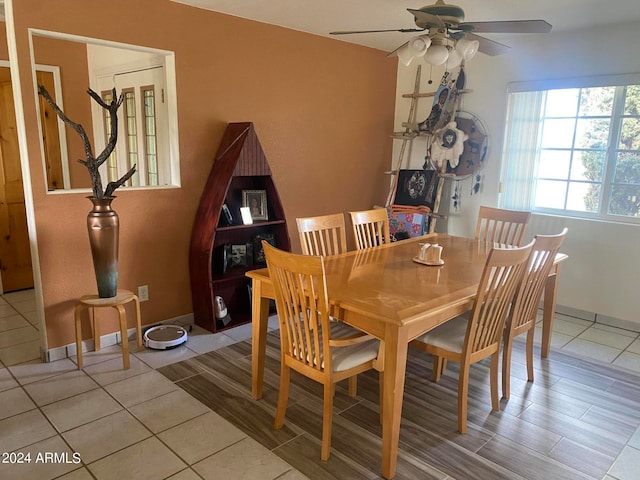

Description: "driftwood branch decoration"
38 85 136 199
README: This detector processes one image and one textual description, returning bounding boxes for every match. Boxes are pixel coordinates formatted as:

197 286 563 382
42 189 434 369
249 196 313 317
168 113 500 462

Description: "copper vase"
87 197 119 298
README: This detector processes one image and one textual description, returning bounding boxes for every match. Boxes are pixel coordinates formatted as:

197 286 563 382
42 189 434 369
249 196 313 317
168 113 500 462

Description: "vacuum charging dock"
143 325 188 350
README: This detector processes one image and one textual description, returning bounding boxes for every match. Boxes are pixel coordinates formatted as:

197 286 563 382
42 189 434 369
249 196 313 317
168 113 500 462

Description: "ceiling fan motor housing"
415 2 465 28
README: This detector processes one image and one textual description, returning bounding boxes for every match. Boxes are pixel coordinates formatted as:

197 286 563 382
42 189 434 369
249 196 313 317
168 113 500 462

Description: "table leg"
381 324 409 480
541 269 559 358
251 280 271 399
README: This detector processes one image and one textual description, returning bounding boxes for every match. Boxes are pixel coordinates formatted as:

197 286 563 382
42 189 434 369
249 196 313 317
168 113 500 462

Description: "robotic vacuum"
143 325 188 350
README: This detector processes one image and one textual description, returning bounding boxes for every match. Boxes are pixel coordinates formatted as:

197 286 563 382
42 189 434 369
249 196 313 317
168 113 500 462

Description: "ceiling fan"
330 0 552 58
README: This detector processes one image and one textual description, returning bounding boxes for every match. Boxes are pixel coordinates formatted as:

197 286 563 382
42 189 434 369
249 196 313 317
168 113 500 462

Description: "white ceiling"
171 0 640 53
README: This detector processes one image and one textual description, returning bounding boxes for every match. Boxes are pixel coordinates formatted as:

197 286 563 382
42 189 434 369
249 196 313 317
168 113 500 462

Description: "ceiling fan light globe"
446 49 463 69
409 35 431 57
397 43 416 66
456 39 479 60
424 44 449 65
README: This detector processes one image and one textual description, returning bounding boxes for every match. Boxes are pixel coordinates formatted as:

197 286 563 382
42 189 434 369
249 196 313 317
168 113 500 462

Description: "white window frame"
500 73 640 225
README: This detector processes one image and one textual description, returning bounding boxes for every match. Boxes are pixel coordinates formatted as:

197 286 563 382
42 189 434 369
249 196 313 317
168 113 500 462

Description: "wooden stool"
74 289 142 369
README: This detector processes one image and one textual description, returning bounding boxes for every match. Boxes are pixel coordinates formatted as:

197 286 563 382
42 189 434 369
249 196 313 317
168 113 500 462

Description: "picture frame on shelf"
252 233 276 265
230 244 248 267
242 190 268 221
244 242 254 266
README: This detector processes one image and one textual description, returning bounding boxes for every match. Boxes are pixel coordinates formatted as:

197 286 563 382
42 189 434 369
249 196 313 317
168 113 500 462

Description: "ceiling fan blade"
386 41 409 58
330 28 425 35
465 33 511 56
407 8 445 29
459 20 552 34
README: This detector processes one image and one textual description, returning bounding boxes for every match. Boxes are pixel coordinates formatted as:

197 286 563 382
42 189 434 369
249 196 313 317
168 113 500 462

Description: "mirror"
29 29 180 192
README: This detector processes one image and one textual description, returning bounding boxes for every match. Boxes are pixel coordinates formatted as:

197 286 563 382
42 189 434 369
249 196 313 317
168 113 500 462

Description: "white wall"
393 21 640 327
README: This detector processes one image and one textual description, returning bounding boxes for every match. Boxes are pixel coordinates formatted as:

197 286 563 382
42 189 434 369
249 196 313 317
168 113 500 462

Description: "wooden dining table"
247 233 567 479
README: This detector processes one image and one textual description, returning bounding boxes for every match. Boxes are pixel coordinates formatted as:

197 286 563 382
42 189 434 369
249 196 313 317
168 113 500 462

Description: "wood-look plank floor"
158 331 640 480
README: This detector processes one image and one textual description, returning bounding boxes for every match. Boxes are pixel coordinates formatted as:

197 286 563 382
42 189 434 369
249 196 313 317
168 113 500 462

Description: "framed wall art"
242 190 268 221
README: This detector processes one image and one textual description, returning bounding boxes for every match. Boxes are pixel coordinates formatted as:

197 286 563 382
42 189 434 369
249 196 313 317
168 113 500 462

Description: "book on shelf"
212 244 231 274
218 203 234 227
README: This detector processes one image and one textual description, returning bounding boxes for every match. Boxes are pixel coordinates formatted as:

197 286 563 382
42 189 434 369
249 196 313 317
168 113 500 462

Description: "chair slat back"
475 206 531 247
509 228 568 332
465 242 533 357
349 208 391 250
263 242 331 373
297 213 348 256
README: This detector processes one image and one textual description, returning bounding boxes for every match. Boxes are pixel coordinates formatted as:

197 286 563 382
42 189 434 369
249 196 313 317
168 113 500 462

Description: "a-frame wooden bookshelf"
189 122 290 332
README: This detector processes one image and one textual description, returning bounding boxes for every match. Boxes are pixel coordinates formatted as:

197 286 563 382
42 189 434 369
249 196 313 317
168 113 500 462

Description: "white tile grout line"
3 359 216 472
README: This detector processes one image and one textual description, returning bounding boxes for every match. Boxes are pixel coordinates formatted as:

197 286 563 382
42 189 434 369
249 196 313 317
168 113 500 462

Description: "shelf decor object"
38 86 136 298
242 189 268 221
189 122 290 332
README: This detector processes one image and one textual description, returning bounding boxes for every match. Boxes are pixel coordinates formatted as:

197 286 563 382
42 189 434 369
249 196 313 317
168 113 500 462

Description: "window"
501 79 640 223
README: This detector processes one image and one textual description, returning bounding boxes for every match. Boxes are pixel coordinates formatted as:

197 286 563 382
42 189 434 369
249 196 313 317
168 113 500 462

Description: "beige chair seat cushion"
328 321 380 372
414 314 469 354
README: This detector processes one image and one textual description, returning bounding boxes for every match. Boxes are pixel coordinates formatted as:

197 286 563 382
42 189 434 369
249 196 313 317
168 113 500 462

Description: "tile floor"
1 289 640 479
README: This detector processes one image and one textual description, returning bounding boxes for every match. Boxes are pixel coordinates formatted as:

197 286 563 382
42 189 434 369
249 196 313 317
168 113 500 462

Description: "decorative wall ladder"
387 66 470 233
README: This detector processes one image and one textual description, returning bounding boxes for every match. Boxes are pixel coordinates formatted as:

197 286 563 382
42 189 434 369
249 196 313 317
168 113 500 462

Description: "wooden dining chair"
296 213 348 256
297 212 363 395
475 206 531 247
349 208 391 250
502 228 568 399
410 241 533 433
263 242 382 460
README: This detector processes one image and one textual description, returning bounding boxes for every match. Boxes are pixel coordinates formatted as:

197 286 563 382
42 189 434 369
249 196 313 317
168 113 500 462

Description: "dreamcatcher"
446 110 488 212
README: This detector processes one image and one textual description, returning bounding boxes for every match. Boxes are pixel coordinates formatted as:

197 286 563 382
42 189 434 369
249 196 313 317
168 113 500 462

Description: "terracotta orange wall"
11 0 397 349
32 36 93 189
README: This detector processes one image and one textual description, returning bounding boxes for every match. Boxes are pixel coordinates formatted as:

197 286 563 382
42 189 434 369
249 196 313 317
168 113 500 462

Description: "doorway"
0 66 33 293
0 65 41 365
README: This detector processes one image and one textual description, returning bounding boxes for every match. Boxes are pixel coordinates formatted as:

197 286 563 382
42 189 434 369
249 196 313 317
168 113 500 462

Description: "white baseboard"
554 305 597 322
553 305 640 333
595 314 640 334
43 313 195 363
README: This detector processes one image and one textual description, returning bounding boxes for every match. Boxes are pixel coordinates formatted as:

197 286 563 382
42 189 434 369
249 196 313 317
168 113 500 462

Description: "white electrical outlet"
138 285 149 302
